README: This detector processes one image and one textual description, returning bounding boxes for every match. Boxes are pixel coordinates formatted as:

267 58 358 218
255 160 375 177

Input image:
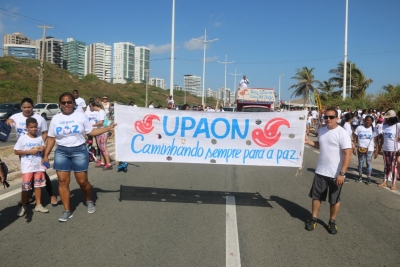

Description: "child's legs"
33 172 46 206
21 191 29 207
21 173 33 205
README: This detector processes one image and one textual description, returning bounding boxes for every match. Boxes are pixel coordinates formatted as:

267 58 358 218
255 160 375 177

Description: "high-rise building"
2 32 32 56
86 43 112 82
113 42 135 84
184 75 201 97
134 46 150 83
149 78 165 89
62 38 86 78
36 36 63 68
206 88 216 98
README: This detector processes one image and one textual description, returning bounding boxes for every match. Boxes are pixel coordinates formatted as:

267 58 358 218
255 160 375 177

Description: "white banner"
114 104 307 167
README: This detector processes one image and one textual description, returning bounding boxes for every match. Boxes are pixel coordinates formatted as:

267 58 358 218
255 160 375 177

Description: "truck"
236 87 275 112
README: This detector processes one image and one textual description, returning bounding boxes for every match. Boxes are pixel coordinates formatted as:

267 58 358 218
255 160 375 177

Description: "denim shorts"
54 144 89 172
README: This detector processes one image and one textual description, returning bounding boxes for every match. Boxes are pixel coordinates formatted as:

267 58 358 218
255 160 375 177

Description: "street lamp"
169 0 175 97
230 68 242 106
217 54 234 107
192 29 218 106
279 74 284 105
342 0 349 100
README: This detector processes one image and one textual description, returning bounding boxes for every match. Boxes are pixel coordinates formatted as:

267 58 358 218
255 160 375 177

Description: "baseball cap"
383 110 396 118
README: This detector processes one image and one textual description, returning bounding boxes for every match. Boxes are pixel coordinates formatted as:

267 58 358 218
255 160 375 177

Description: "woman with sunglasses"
6 97 58 206
43 92 116 222
353 115 379 184
378 110 400 190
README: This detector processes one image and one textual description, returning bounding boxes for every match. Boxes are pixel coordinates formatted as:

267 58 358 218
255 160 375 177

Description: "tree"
329 61 373 99
318 80 336 101
288 67 320 107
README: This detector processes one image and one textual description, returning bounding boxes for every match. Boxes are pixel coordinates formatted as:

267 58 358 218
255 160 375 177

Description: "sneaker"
102 164 113 171
305 217 317 231
355 177 363 183
59 210 73 222
34 204 49 213
17 206 26 217
344 179 350 183
328 219 338 234
87 201 96 214
365 179 371 185
95 162 105 168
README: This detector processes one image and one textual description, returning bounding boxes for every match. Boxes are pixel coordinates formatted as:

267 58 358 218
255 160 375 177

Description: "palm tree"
329 61 373 98
289 67 320 107
318 80 335 100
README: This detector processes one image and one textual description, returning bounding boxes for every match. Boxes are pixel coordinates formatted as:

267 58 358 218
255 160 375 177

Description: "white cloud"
148 43 171 54
213 22 222 27
205 56 218 62
184 36 205 50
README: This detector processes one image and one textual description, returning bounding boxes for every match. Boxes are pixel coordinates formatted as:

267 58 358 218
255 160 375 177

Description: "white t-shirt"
336 109 342 123
74 97 86 112
167 99 174 105
352 116 359 126
355 125 379 151
315 126 352 178
149 104 154 109
14 134 45 173
96 109 106 129
10 113 48 139
239 79 249 88
103 102 110 115
216 109 225 112
307 115 312 124
376 123 383 134
382 123 400 152
311 110 318 119
85 109 98 125
48 112 94 147
343 123 352 137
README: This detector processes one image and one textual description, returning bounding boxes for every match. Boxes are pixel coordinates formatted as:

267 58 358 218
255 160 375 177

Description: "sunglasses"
324 115 336 120
61 101 74 105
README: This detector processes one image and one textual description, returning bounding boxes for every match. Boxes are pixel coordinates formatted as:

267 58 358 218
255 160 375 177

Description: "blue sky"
1 0 399 101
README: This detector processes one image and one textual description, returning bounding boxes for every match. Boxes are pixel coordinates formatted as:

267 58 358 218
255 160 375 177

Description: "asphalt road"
0 145 399 267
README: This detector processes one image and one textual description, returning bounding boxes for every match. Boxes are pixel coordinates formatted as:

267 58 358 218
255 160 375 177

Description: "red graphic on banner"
252 118 290 147
134 114 160 134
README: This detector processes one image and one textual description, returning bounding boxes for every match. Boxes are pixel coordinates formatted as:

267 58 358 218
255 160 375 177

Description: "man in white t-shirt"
311 108 318 128
238 75 249 89
336 105 342 124
73 90 86 112
305 108 352 234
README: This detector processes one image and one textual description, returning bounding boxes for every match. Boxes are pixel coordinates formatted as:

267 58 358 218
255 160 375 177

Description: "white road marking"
226 195 241 267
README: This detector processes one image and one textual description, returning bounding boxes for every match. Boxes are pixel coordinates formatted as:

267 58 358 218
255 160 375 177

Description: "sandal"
51 196 58 207
378 182 387 188
391 185 397 191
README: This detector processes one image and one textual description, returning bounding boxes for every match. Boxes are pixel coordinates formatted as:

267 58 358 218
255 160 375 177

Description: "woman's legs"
57 171 71 211
96 133 111 166
358 152 365 178
380 151 396 187
74 171 92 202
365 151 374 179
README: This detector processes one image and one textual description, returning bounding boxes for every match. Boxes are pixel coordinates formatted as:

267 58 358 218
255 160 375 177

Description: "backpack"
0 159 10 188
0 121 12 142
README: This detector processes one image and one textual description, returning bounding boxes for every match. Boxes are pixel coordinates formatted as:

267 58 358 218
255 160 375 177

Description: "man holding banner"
304 108 352 234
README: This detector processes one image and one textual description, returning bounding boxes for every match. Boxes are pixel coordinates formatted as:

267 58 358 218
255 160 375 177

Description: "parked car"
33 103 60 119
223 107 236 112
0 103 22 121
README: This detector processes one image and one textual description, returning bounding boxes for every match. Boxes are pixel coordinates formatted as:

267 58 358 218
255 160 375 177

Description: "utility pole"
229 68 242 106
37 25 53 104
217 55 234 107
192 29 218 106
145 69 151 107
342 0 349 100
169 0 175 98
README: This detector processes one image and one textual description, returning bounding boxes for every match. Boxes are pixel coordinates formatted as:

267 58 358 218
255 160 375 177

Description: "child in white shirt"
14 117 49 217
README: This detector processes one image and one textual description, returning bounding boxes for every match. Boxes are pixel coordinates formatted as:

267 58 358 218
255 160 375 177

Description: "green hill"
0 56 217 108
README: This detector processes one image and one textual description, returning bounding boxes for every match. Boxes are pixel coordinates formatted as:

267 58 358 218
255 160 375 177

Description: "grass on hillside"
0 56 217 108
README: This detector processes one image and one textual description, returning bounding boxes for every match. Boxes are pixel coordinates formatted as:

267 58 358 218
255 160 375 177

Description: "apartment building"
63 38 86 78
184 74 201 97
87 43 112 82
2 32 32 56
149 78 165 89
113 42 135 84
36 36 63 68
134 46 150 83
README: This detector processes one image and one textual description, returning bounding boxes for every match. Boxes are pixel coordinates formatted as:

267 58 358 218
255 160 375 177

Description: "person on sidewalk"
304 108 352 234
72 89 87 112
43 92 116 222
353 115 379 185
14 117 49 216
378 110 400 190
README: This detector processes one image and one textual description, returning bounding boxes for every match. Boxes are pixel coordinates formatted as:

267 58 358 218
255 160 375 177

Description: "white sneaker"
34 204 49 213
17 206 26 217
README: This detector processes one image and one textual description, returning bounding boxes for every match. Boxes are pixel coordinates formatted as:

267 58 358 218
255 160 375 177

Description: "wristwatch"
339 172 346 176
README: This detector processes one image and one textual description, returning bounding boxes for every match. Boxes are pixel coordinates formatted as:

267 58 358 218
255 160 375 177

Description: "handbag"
0 121 11 142
358 127 373 154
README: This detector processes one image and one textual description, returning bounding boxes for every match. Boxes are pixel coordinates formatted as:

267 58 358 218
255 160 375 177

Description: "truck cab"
236 88 275 112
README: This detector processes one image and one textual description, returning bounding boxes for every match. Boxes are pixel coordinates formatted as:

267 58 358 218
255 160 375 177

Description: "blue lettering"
231 119 249 139
210 118 230 139
131 134 144 153
181 117 196 137
56 127 62 135
193 118 210 138
163 116 179 136
72 125 79 133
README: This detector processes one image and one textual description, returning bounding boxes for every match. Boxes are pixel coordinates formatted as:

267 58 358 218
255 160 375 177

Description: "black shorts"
308 173 342 204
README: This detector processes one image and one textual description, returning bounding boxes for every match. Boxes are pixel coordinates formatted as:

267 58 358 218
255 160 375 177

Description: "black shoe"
305 217 317 231
355 177 362 183
328 219 338 234
365 179 371 185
